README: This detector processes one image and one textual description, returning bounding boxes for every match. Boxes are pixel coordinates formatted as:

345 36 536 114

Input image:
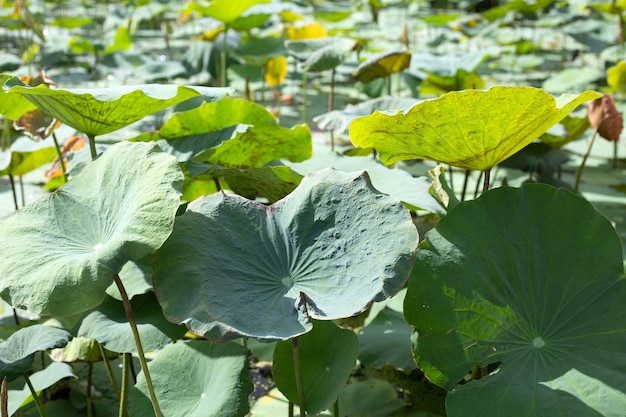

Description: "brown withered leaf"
588 94 623 142
13 72 60 141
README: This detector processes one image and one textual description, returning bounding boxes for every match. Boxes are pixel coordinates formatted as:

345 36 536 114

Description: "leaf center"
532 337 545 348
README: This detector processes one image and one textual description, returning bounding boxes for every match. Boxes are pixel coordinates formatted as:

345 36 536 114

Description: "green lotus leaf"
153 169 418 342
404 184 626 417
0 75 38 120
300 37 357 72
49 336 118 363
8 362 75 416
190 0 270 23
285 152 444 214
0 141 183 316
105 257 153 301
77 293 185 353
129 340 252 417
353 51 412 83
0 325 71 382
3 78 232 137
358 307 414 370
0 136 57 176
273 320 359 416
349 87 600 171
313 96 421 134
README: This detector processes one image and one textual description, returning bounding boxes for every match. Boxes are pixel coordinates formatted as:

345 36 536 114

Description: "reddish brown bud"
588 94 623 142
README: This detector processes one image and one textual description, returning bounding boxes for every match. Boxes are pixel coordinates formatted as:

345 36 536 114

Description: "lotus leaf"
152 169 418 341
404 184 626 417
350 86 600 171
0 141 183 316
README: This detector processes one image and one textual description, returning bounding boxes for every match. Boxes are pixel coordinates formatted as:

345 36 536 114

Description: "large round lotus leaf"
0 325 71 382
273 320 359 416
3 77 231 136
77 293 186 353
0 141 183 316
129 340 252 417
404 184 626 417
153 168 418 342
349 87 600 171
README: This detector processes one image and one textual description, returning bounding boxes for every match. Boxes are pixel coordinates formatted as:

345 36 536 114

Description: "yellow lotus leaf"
286 21 327 40
265 56 288 87
608 61 626 95
349 86 600 171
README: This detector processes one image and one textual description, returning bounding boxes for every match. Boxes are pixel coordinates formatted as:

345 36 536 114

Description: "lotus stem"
24 373 48 417
333 398 339 417
113 274 163 417
288 402 294 417
329 68 336 152
482 169 491 194
2 377 8 417
87 134 98 160
447 165 454 193
98 342 120 400
87 363 93 417
461 170 470 201
613 141 618 169
292 337 306 417
12 308 19 326
220 27 228 87
119 353 131 417
302 71 308 124
51 133 68 182
574 129 598 193
8 175 19 211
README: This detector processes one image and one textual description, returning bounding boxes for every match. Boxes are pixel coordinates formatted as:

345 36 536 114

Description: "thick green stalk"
24 374 48 417
86 363 93 417
113 274 162 417
482 168 491 194
87 134 98 160
119 353 131 417
333 398 339 417
292 337 306 417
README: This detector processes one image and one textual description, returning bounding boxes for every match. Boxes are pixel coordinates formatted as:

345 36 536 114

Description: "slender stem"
1 377 8 417
220 27 228 87
19 176 25 207
119 353 130 417
613 140 618 169
473 171 483 198
302 71 308 124
24 374 49 417
86 363 93 417
98 342 120 400
8 175 19 211
87 134 98 160
574 129 598 193
51 132 68 182
482 169 491 194
461 170 470 201
292 337 306 417
333 398 339 417
288 402 294 417
113 274 163 417
12 308 20 326
447 165 454 193
329 68 336 152
386 75 391 95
